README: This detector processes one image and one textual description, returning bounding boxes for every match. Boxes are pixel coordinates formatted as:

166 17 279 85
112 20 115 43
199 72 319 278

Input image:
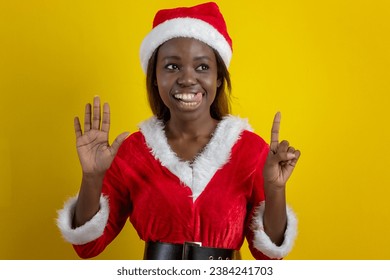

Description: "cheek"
155 80 171 106
157 81 170 101
155 72 169 95
157 78 170 91
204 77 219 94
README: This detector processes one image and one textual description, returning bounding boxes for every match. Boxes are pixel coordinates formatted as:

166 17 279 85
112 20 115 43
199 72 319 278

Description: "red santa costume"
57 2 298 260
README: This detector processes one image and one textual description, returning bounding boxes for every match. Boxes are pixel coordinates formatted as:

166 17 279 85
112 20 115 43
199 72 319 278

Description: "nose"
177 67 197 86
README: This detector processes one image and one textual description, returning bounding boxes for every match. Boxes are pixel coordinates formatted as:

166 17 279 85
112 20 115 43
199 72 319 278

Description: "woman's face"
155 37 221 121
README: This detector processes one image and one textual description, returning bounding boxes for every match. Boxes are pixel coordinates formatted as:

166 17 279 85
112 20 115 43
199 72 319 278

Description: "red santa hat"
139 2 232 73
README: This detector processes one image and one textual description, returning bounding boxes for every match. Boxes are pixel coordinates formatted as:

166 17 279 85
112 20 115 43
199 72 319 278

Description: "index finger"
270 112 281 153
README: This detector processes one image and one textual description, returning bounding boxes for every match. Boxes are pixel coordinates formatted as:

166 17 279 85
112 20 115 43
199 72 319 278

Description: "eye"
196 64 209 71
165 64 179 70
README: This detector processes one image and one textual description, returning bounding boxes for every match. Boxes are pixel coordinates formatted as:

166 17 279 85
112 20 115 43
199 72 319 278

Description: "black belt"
144 241 236 260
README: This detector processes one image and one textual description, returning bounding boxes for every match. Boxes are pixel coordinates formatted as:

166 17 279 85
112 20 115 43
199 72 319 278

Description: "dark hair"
146 47 232 123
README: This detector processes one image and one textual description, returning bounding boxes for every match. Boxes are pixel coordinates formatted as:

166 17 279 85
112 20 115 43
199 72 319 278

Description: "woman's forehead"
158 37 216 55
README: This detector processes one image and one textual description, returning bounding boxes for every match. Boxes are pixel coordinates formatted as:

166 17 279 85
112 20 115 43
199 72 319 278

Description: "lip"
171 90 204 110
171 88 204 95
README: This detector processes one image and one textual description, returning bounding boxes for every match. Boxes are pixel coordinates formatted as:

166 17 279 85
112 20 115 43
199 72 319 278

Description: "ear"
154 80 158 86
217 78 222 88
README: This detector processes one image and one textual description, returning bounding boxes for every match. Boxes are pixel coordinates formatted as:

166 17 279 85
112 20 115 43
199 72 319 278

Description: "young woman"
57 2 300 260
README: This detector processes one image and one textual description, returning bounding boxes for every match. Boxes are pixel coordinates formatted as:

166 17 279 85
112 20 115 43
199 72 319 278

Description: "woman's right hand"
74 96 129 177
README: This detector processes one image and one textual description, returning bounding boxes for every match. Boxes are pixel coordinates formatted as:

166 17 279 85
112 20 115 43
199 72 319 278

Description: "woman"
57 2 300 260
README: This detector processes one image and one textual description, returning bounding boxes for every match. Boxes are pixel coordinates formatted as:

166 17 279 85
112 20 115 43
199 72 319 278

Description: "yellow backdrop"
1 0 389 260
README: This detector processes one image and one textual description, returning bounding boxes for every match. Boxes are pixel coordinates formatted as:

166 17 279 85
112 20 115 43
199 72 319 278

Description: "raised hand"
263 112 301 190
74 96 129 176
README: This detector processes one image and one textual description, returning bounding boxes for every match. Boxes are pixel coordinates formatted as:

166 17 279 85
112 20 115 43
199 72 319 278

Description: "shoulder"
219 116 269 162
219 115 268 149
120 117 160 149
115 130 146 160
240 130 268 150
120 130 144 148
116 116 167 160
234 130 269 162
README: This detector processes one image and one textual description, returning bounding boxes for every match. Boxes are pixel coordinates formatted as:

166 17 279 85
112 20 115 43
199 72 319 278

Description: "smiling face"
155 37 222 122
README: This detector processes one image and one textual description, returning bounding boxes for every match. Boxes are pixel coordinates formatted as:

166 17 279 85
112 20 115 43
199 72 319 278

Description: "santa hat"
139 2 232 73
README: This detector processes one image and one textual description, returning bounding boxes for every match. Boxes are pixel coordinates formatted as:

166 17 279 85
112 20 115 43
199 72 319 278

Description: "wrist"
264 183 286 193
81 172 105 193
82 171 105 181
264 183 286 202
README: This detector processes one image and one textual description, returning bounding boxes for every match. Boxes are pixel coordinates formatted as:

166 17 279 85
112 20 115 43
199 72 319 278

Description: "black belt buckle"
182 241 202 260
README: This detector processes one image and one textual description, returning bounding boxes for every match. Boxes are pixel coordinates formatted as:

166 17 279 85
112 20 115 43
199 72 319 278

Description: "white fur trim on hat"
251 202 298 259
140 17 232 73
56 194 109 245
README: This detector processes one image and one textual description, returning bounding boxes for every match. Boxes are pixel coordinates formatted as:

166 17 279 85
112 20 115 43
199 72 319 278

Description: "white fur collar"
139 115 252 201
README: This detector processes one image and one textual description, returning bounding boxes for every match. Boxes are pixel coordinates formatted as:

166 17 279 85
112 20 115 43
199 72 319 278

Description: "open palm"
74 96 129 176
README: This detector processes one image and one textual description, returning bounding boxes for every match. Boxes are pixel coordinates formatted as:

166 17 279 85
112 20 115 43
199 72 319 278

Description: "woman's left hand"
263 112 301 190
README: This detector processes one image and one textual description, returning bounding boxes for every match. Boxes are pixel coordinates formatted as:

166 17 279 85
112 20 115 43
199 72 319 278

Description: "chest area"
167 136 211 162
130 168 250 223
136 116 255 200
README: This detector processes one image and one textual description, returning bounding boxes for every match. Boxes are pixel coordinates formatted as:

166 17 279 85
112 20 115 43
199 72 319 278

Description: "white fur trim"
251 202 298 259
140 18 232 73
139 115 251 201
56 194 109 245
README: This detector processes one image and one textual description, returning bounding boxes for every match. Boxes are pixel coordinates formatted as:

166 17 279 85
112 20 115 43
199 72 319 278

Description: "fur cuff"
251 202 298 259
56 194 109 245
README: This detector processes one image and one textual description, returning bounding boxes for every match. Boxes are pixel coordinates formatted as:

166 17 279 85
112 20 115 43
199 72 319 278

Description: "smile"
173 92 203 109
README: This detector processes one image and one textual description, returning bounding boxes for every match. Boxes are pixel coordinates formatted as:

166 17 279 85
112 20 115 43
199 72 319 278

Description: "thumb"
110 132 130 155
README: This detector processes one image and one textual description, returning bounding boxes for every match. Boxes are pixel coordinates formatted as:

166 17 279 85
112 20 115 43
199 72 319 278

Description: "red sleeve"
243 134 275 260
73 137 134 259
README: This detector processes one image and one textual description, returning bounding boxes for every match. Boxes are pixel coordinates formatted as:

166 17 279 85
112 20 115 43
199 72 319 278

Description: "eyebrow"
162 55 181 60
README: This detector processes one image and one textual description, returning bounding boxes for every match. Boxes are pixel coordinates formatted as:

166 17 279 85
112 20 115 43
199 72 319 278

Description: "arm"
262 112 300 245
263 186 287 246
57 96 130 257
72 96 129 227
244 127 298 260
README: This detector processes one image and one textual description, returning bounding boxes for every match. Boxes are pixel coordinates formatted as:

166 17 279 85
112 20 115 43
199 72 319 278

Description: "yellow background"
0 0 389 260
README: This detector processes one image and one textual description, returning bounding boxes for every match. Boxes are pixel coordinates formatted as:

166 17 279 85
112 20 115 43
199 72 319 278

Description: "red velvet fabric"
73 129 270 259
152 2 232 50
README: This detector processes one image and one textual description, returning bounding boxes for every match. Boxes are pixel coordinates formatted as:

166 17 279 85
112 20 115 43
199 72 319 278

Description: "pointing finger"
270 112 281 153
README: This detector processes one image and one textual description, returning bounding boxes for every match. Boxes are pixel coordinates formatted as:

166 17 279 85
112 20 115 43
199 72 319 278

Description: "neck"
166 114 218 140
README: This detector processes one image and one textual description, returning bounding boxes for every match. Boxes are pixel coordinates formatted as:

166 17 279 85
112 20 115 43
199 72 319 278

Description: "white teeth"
174 93 196 101
181 101 197 106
